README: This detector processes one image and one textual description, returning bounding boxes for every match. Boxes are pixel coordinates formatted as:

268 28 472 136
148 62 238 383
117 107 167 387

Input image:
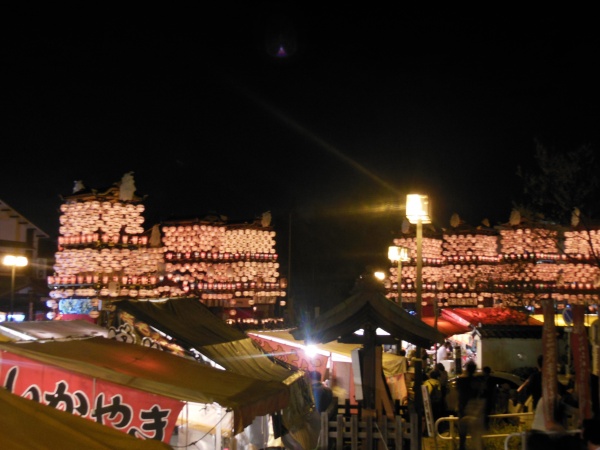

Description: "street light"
3 255 28 322
405 194 431 319
405 194 430 436
388 245 409 307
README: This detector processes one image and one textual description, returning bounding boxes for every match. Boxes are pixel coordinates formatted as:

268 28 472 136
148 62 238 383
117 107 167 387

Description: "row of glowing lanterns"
164 251 278 261
162 232 276 243
60 201 145 212
389 265 597 282
161 229 276 247
161 225 275 236
58 223 145 237
166 260 280 271
168 273 280 284
49 287 184 299
387 280 600 291
48 274 160 286
58 233 149 246
179 280 288 291
397 231 600 258
390 251 600 265
225 317 285 324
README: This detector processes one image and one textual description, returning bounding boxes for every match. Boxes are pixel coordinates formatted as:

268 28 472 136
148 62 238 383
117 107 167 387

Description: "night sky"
4 9 600 312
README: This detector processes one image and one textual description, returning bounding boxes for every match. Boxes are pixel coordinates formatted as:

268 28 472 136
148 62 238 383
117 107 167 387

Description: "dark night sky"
4 8 600 311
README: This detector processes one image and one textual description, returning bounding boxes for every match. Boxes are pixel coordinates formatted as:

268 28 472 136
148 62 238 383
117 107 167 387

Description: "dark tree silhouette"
516 140 600 224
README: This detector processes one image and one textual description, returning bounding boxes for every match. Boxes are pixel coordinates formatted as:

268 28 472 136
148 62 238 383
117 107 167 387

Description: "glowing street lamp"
3 255 28 322
388 245 409 307
405 194 430 435
405 194 431 319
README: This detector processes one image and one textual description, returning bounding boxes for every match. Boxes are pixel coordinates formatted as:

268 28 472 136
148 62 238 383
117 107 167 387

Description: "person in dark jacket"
308 370 334 416
517 354 543 411
481 366 496 430
456 361 485 450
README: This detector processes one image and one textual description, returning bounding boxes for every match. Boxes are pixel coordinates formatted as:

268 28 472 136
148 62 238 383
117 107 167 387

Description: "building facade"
0 199 51 321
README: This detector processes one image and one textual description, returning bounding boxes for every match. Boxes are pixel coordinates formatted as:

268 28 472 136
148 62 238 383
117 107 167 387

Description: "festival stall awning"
249 329 358 362
0 336 290 434
112 298 304 385
531 313 598 327
0 319 108 341
421 316 471 337
442 307 543 339
249 329 409 378
0 387 173 450
110 298 314 448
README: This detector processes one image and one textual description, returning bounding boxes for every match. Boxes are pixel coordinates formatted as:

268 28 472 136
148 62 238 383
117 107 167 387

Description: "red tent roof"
422 316 470 337
442 308 543 327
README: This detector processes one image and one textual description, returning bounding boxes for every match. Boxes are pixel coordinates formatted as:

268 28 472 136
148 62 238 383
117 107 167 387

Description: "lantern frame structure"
388 245 410 307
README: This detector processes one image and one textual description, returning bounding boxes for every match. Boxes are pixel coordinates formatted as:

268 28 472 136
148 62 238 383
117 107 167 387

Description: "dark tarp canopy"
115 297 247 346
0 387 173 450
291 276 445 417
291 278 446 348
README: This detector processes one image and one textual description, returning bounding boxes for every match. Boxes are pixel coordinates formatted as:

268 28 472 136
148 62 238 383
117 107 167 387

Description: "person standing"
385 348 409 405
308 370 334 417
583 418 600 450
436 341 452 364
456 361 485 450
481 366 495 430
423 369 444 423
517 354 543 411
435 362 449 416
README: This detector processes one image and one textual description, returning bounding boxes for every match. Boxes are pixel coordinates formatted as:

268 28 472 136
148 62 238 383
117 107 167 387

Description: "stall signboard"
1 352 184 443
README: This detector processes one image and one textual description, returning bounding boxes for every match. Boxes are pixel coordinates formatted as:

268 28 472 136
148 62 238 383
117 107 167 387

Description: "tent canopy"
442 308 543 339
0 336 289 433
291 278 446 348
113 298 303 384
111 298 314 447
0 319 108 341
114 297 246 347
0 387 172 450
422 316 471 337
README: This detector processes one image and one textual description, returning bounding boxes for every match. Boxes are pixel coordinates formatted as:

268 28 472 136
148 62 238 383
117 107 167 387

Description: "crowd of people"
309 345 600 449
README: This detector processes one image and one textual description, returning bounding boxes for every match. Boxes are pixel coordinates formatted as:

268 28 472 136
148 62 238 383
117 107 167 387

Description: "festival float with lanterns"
386 211 600 316
47 173 287 328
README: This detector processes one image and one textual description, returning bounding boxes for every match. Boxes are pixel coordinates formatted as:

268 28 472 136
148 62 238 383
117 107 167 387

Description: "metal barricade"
433 412 535 449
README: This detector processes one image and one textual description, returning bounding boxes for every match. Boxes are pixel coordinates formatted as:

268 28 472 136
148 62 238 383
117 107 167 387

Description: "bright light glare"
3 313 26 322
406 194 431 224
388 246 410 263
0 324 35 339
3 255 28 267
305 345 318 358
374 271 385 281
354 328 390 336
